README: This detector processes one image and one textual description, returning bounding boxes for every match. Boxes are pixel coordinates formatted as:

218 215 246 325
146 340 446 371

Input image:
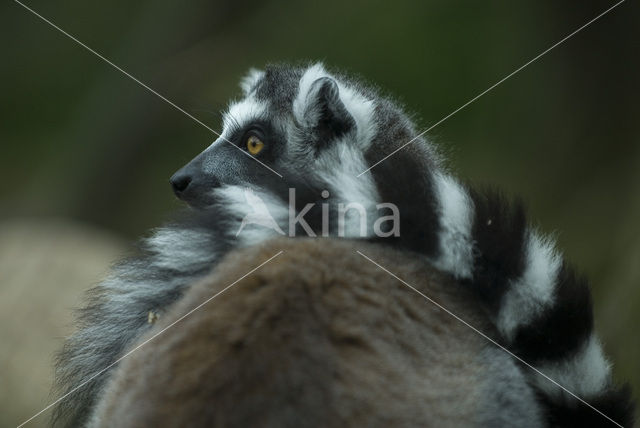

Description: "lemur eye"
246 135 264 155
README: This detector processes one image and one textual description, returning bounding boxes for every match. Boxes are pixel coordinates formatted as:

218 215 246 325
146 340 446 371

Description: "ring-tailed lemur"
53 63 634 427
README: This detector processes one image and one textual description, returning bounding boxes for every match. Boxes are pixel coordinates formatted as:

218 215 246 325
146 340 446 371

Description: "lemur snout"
170 163 221 207
170 171 192 196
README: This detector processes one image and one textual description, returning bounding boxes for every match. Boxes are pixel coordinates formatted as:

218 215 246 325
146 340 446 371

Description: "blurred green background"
1 0 638 426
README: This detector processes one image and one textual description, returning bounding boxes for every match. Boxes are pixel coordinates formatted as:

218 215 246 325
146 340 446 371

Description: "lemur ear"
239 68 265 96
302 77 356 144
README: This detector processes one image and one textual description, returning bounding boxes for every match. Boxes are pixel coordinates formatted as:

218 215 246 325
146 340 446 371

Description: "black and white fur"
53 63 634 427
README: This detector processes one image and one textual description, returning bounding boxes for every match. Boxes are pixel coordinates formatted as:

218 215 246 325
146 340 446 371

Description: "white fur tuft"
239 68 265 96
431 173 475 279
497 231 562 340
216 184 288 245
222 98 267 138
144 228 216 273
314 141 381 237
293 63 327 125
293 63 377 149
534 334 611 398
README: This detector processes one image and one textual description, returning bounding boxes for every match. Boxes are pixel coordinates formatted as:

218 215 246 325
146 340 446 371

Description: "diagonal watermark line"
16 250 284 428
358 0 626 177
356 250 624 428
14 0 283 179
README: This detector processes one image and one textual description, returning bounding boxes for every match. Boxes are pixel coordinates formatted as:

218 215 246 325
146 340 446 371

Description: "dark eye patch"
226 120 266 144
240 124 267 146
227 120 284 163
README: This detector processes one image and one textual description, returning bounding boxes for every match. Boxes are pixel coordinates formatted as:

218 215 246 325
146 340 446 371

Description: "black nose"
170 172 192 196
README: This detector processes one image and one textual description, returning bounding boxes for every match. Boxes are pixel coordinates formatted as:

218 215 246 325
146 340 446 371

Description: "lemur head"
170 63 440 210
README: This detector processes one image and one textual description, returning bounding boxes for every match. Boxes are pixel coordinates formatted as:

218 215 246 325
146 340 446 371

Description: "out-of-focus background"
1 1 638 426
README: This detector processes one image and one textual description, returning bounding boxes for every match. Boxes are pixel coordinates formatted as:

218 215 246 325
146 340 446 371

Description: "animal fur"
88 238 545 428
53 62 635 427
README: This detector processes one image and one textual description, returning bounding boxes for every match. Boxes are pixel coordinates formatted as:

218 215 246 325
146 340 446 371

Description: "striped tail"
426 173 635 427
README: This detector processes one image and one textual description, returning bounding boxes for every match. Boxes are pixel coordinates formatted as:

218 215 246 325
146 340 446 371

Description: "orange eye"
246 135 264 155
